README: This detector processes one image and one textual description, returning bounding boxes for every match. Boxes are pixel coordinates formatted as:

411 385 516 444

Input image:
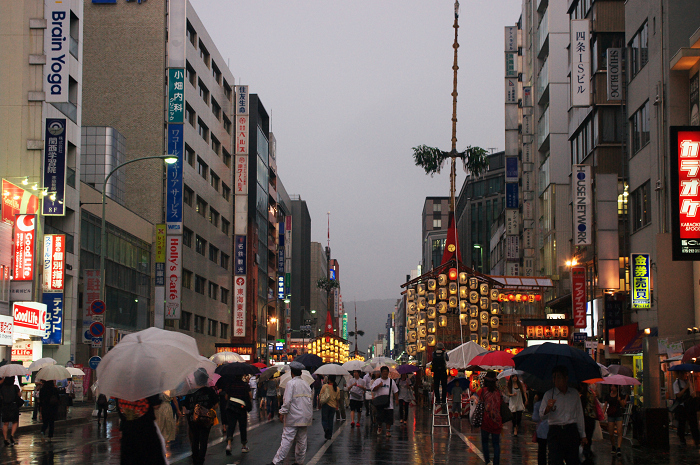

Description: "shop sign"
84 270 100 312
631 253 651 309
42 234 65 292
607 48 622 101
234 235 246 275
43 118 66 215
166 124 184 233
234 276 246 337
42 293 62 345
571 20 591 107
573 165 592 246
2 180 38 225
670 127 700 260
13 301 47 337
14 214 36 281
571 266 587 328
43 1 69 102
167 68 185 123
11 340 34 361
0 315 13 346
165 236 181 319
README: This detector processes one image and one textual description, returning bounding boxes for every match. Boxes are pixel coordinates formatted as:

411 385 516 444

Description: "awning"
545 293 572 311
621 328 658 354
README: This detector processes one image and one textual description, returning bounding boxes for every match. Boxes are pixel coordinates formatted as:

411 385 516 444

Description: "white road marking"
451 425 485 462
305 422 346 465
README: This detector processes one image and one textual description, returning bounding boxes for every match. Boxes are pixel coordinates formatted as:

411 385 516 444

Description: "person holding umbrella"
268 361 313 465
182 368 220 465
603 384 627 456
539 365 587 465
673 370 700 447
39 380 60 442
371 366 399 438
266 373 280 421
507 373 528 437
116 395 166 464
319 375 340 440
222 374 251 455
473 371 503 465
397 373 414 424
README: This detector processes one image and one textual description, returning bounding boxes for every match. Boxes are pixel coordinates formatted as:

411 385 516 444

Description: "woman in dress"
507 374 527 437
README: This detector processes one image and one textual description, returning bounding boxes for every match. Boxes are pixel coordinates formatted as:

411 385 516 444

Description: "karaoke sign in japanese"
671 128 700 260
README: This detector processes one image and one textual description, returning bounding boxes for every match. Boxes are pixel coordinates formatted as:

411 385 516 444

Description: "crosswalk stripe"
450 425 485 463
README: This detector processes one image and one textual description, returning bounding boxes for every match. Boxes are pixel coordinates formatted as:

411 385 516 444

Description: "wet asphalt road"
2 404 700 464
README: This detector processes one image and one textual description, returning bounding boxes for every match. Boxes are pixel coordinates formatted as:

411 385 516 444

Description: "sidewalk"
16 402 96 433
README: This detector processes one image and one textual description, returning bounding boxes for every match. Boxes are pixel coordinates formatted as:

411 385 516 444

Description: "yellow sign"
156 224 166 263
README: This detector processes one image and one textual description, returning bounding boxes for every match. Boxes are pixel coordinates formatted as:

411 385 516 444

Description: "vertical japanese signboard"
154 224 166 328
42 234 64 292
43 0 69 102
571 20 591 107
84 269 100 311
0 315 12 346
670 127 700 260
571 266 587 328
43 118 66 216
2 180 39 225
505 157 519 183
166 124 184 234
14 214 36 281
165 236 181 320
42 293 62 345
234 86 249 238
168 69 185 123
631 253 651 309
234 276 246 337
573 165 592 246
234 235 246 275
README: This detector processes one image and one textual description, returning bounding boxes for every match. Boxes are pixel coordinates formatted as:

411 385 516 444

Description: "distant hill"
345 298 399 356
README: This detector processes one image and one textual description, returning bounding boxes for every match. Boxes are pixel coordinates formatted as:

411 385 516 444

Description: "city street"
1 404 699 465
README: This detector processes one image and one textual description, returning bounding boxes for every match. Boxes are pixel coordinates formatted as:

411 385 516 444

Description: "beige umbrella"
36 365 72 381
65 367 85 377
209 351 245 365
28 358 57 372
0 364 29 377
279 369 314 388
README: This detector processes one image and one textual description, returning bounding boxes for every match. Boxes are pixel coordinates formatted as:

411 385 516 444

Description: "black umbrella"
513 342 601 390
446 377 469 394
295 353 323 370
215 362 261 377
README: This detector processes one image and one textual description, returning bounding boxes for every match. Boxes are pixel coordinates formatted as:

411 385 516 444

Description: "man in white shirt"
371 366 399 438
673 371 700 446
347 371 367 428
268 362 313 465
539 365 587 465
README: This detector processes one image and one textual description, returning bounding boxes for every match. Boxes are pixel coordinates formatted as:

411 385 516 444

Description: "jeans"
512 410 523 430
399 399 410 421
321 404 336 439
547 424 580 465
267 395 278 417
433 371 447 404
481 429 501 465
187 420 212 465
226 407 247 443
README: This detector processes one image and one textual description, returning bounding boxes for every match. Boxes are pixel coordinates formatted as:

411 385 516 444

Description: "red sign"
233 276 246 337
43 234 65 292
14 214 36 281
571 266 586 329
85 270 101 315
13 301 47 337
2 180 39 225
677 131 700 239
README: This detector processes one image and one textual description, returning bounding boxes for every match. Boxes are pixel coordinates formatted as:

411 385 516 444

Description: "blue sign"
278 276 285 299
42 293 63 345
155 262 165 286
166 124 184 229
89 321 105 338
235 235 247 275
90 299 106 315
506 183 519 209
88 356 102 370
43 118 66 216
92 0 116 3
573 332 586 343
330 269 336 280
505 157 519 182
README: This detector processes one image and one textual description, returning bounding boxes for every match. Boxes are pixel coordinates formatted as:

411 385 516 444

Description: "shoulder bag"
193 403 217 427
319 385 331 406
500 396 513 423
372 379 392 409
470 392 485 428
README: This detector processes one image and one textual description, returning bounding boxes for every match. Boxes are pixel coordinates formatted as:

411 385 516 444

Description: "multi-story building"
290 196 311 331
455 151 506 273
0 0 83 364
82 0 235 355
309 241 328 335
421 196 450 272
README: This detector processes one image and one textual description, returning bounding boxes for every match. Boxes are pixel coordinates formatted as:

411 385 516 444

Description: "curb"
17 415 97 434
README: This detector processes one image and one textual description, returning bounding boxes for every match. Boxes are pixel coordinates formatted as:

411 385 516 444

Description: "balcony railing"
537 106 550 150
537 10 549 57
537 59 549 104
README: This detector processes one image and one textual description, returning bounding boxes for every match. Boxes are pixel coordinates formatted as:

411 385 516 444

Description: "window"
182 269 193 289
195 235 206 255
433 218 442 229
210 171 220 191
221 287 229 304
185 103 195 127
198 79 209 105
223 114 232 134
209 208 220 227
632 181 651 231
208 319 218 337
209 245 219 264
186 21 197 47
220 323 229 339
212 62 222 84
197 118 209 142
183 228 193 248
221 218 230 236
629 21 648 79
198 40 210 67
180 311 192 331
211 135 221 155
211 99 221 120
222 184 231 202
195 275 206 294
221 252 229 270
433 203 441 212
223 148 232 167
630 101 650 155
197 157 208 180
184 144 195 166
208 282 219 300
223 79 232 101
184 185 194 207
186 61 196 87
194 315 205 334
196 196 207 217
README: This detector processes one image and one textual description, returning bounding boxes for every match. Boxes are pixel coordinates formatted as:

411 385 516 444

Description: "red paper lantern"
535 295 542 302
508 294 515 301
521 295 528 302
448 268 458 280
450 369 458 377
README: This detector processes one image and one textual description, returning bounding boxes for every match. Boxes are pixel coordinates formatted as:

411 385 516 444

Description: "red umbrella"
252 362 267 369
467 351 515 370
682 343 700 363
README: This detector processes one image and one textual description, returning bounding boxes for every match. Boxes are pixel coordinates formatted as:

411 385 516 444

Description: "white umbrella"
342 360 365 372
447 342 488 369
171 357 219 396
497 368 524 380
279 369 314 388
28 358 57 372
209 351 245 365
363 357 398 369
0 364 29 377
36 365 72 381
65 367 85 377
314 364 351 377
597 363 610 377
97 327 202 401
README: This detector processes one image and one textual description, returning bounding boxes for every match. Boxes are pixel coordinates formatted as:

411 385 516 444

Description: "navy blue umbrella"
446 377 470 394
295 353 324 370
668 363 700 372
513 342 601 387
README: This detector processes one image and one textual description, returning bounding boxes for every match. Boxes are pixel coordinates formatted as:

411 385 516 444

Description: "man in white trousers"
268 361 313 465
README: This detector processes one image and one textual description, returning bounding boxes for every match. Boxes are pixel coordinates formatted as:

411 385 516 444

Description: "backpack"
432 350 446 370
97 394 108 406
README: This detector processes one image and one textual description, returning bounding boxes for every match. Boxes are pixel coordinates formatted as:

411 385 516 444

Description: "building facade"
421 196 450 272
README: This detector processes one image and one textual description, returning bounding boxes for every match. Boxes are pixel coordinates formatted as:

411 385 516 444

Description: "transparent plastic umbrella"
0 364 29 377
28 358 57 372
36 365 72 381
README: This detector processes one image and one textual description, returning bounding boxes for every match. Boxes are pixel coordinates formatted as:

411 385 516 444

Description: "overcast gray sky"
191 0 521 302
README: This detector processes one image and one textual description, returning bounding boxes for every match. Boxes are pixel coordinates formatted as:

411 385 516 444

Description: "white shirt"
539 387 585 438
372 377 399 410
278 376 313 427
348 377 366 401
364 374 373 400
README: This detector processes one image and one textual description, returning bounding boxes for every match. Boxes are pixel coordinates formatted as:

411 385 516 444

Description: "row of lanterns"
405 269 501 356
307 337 350 364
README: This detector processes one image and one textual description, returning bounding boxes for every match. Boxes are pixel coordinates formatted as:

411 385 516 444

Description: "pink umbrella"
596 374 640 386
467 351 515 370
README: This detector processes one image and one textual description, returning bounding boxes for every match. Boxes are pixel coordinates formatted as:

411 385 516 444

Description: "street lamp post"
473 244 483 273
